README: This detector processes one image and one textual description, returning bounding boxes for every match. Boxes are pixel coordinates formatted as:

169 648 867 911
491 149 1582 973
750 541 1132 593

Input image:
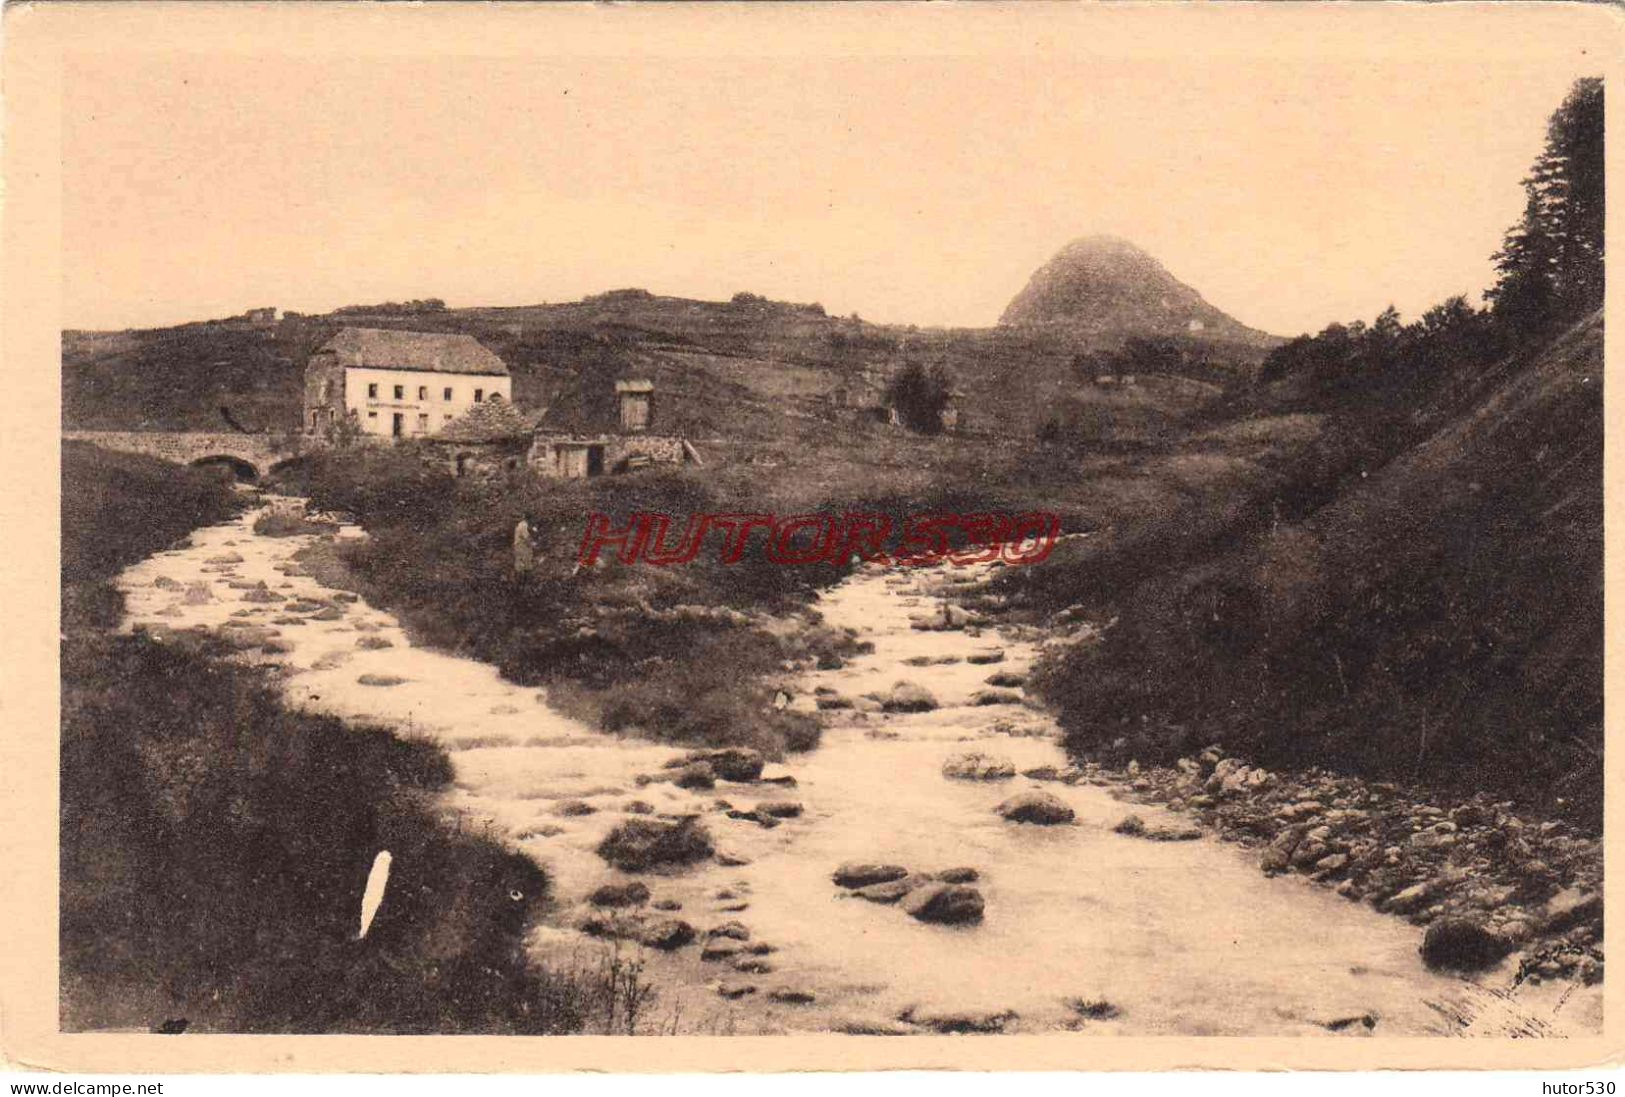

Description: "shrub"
60 633 585 1033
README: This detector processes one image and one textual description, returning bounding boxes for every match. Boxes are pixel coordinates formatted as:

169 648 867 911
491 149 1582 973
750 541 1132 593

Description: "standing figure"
513 513 536 576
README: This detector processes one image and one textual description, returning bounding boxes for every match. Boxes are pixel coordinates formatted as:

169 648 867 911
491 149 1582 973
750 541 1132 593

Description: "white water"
116 499 1596 1036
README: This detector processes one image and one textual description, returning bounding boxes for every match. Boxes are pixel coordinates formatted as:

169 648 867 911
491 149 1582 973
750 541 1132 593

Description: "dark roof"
317 327 509 376
433 396 539 443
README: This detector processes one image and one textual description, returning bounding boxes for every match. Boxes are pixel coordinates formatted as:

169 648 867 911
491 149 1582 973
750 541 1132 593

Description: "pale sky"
61 41 1594 336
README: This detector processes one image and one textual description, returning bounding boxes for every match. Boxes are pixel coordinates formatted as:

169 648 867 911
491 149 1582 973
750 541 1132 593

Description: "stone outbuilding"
529 377 701 478
426 395 539 479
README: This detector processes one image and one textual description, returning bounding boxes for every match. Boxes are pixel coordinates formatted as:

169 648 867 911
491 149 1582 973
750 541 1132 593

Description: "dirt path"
115 499 1598 1036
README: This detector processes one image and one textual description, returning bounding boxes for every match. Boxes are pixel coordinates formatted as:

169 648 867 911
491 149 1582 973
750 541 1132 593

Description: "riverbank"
1073 751 1603 988
60 446 592 1033
113 500 1598 1036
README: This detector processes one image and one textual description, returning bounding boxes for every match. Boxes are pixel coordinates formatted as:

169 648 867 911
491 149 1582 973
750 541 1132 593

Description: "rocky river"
114 497 1601 1037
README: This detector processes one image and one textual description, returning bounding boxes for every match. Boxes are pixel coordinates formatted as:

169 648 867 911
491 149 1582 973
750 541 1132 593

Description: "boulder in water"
942 752 1016 781
833 862 910 889
1419 918 1510 972
995 791 1075 825
672 764 716 791
706 921 751 941
700 937 746 962
357 673 406 687
966 647 1006 665
588 881 651 907
755 800 803 818
970 689 1023 706
901 883 985 924
597 816 714 872
934 866 980 884
636 918 697 951
898 1005 1013 1033
882 681 938 713
679 747 765 782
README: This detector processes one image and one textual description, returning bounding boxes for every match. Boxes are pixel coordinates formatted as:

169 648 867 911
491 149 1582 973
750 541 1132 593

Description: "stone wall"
527 433 690 478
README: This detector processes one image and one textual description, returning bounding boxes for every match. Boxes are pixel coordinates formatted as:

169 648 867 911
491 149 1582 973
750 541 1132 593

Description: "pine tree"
1488 77 1604 330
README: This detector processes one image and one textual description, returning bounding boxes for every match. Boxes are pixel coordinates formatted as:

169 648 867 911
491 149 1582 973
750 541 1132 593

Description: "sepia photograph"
3 0 1620 1077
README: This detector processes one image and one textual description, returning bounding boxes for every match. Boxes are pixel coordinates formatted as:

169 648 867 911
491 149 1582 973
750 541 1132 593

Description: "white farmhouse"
303 327 511 441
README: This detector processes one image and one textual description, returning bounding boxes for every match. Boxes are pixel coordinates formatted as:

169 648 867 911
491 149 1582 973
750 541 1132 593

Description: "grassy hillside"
63 287 1272 445
1026 312 1603 827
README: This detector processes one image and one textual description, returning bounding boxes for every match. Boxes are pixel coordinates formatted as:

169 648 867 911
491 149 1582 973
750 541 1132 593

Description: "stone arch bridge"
62 430 308 482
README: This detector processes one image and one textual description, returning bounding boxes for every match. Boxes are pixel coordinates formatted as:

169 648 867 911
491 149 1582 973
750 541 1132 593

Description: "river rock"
984 670 1027 688
1541 888 1602 932
206 552 245 565
901 883 985 924
356 635 394 650
1382 882 1435 914
755 800 803 818
596 816 714 872
240 587 280 604
554 799 597 817
898 1006 1013 1033
816 695 854 710
935 867 980 884
965 647 1006 665
624 800 656 815
636 918 697 951
970 689 1024 706
833 862 910 889
995 791 1075 825
1419 918 1510 972
882 681 939 713
651 898 682 912
732 957 774 974
716 981 756 1000
707 921 751 941
357 673 407 687
153 575 184 591
768 987 817 1005
942 752 1016 781
701 938 746 961
588 880 651 907
854 874 933 904
673 765 717 791
679 747 765 782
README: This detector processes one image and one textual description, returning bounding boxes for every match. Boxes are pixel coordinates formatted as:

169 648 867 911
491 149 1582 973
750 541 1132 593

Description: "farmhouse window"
367 383 378 398
443 387 453 401
418 386 428 400
474 388 485 403
417 413 429 432
394 385 405 400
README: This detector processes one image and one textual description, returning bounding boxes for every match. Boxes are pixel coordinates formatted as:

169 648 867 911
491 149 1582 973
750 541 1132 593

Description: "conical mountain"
1000 235 1275 345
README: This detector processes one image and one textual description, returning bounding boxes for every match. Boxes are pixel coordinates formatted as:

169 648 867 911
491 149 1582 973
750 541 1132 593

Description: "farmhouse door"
587 445 605 477
391 413 404 438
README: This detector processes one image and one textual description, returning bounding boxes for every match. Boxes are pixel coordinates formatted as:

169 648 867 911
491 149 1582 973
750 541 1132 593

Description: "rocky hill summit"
1000 235 1277 346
